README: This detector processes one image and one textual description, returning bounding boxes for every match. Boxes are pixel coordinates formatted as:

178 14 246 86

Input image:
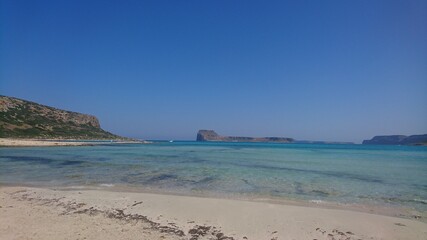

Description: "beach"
0 138 146 147
2 0 426 239
1 186 426 240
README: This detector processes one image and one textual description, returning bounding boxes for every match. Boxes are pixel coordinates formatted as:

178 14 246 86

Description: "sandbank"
0 138 146 147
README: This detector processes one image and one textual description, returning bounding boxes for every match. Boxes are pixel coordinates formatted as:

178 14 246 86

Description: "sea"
1 141 426 213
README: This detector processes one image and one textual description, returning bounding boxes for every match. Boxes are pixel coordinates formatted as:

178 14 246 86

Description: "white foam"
413 199 427 204
67 186 89 189
99 183 115 187
309 199 324 204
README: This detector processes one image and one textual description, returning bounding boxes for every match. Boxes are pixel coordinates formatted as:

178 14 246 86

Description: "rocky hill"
0 95 124 139
362 134 427 146
196 130 294 143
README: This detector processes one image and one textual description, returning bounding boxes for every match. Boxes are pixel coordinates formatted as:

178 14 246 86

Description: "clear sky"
1 0 426 142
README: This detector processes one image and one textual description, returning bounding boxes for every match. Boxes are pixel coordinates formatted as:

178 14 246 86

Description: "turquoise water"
1 142 426 211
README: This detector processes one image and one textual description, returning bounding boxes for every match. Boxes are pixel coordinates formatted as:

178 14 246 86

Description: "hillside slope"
0 95 124 139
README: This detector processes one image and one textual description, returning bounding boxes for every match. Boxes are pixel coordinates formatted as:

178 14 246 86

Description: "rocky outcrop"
197 130 221 141
196 130 294 143
362 134 427 146
0 95 124 139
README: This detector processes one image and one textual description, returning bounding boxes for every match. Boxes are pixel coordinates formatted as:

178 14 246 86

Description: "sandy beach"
1 186 426 240
0 138 146 147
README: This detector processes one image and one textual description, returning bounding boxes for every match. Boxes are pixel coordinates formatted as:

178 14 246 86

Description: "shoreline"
0 138 149 147
1 186 426 240
54 183 427 222
2 181 425 222
1 180 425 223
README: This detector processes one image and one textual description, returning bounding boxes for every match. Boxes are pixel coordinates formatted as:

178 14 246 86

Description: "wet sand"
1 186 426 240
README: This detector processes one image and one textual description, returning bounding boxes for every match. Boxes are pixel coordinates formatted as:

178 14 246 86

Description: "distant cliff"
196 130 294 143
362 134 427 146
0 95 125 139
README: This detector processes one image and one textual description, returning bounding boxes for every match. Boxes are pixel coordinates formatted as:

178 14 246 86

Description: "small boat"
169 140 174 143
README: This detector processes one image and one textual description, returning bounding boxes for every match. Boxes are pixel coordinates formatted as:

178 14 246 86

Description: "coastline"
1 186 426 240
48 183 427 221
0 138 148 147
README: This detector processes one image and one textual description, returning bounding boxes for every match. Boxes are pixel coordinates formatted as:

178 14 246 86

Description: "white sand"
1 186 426 240
0 138 145 147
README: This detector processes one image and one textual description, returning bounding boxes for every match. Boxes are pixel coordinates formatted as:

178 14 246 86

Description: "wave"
99 183 115 187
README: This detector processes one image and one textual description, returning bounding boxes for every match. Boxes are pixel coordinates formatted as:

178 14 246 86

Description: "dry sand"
0 138 145 147
1 186 426 240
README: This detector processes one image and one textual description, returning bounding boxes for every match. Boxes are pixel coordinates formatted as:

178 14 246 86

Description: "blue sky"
1 0 426 142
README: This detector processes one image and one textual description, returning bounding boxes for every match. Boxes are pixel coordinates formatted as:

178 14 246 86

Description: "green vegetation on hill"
0 95 124 139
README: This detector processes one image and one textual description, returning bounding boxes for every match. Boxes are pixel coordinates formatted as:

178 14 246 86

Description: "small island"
196 129 294 143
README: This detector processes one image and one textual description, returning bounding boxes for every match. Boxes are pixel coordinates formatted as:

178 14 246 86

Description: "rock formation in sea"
196 130 294 143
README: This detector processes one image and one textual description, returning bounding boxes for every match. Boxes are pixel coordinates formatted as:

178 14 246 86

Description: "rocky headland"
0 95 127 140
362 134 427 146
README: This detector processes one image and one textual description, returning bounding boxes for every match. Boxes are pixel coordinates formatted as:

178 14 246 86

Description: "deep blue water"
1 142 426 211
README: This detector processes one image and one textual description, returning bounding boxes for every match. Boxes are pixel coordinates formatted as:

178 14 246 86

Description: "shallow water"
1 142 426 212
